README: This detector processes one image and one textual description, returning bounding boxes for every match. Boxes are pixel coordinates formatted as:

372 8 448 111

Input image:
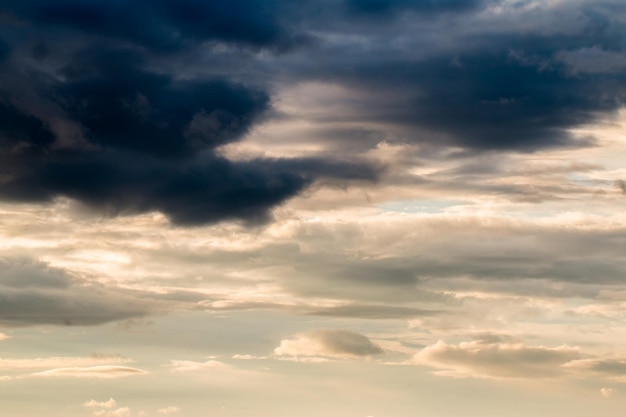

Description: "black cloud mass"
5 0 304 51
1 0 625 224
0 1 375 225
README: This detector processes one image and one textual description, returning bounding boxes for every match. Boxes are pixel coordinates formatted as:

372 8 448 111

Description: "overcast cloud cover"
1 1 626 416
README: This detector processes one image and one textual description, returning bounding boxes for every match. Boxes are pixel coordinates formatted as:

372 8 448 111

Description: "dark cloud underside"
0 258 156 326
0 49 312 225
3 0 304 51
1 0 625 224
346 0 487 15
0 2 376 225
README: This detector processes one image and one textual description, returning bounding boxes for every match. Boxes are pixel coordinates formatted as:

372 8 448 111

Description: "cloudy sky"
1 0 626 416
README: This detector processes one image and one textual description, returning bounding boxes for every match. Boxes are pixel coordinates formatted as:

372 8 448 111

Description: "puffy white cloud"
93 407 131 417
84 398 117 409
274 329 384 360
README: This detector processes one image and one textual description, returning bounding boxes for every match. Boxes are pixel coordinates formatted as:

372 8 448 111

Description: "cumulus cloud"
93 407 131 417
84 398 117 409
32 365 147 378
414 338 581 379
274 329 384 359
83 398 134 417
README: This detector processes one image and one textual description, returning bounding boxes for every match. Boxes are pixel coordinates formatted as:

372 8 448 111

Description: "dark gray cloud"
299 43 625 151
276 1 626 151
0 258 160 326
0 38 9 62
2 0 305 52
1 0 625 225
0 151 311 226
54 47 270 158
0 5 377 225
345 0 488 15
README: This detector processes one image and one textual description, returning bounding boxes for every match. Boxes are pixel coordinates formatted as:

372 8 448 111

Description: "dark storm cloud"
0 151 312 225
0 47 309 225
1 0 625 225
0 4 377 225
307 43 625 151
2 0 304 51
345 0 487 15
0 101 56 150
396 54 617 150
0 38 9 62
277 0 626 151
55 47 270 158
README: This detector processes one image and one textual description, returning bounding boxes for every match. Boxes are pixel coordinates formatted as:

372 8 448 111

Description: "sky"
1 0 626 416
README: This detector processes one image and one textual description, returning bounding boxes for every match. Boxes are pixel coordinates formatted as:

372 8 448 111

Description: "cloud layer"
0 258 161 326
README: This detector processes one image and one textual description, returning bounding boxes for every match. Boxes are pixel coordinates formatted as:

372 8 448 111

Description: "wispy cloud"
168 359 230 373
33 366 147 378
158 406 181 415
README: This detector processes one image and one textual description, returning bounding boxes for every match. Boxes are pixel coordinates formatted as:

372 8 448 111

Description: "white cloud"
158 406 181 414
84 398 117 408
231 354 266 360
601 387 615 398
93 407 131 417
0 355 131 370
169 359 230 372
274 329 384 360
414 339 581 379
33 365 147 378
